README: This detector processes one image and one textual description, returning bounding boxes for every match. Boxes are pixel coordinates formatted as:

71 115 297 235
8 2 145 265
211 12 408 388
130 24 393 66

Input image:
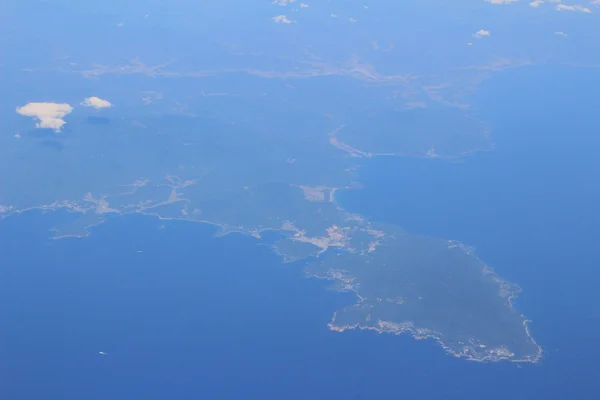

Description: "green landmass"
0 55 539 364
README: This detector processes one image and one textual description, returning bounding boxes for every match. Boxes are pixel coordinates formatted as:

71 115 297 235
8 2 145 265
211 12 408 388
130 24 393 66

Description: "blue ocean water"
338 65 600 398
1 65 599 400
0 213 514 400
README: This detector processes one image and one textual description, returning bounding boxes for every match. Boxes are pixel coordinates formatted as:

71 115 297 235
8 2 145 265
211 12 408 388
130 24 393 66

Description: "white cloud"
529 0 544 7
556 3 592 11
272 15 293 24
486 0 519 4
16 102 73 132
272 0 296 5
473 29 491 38
81 96 112 109
555 31 568 36
299 3 309 7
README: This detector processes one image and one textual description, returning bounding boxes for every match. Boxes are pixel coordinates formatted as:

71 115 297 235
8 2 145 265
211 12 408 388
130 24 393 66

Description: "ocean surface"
338 65 600 398
1 65 600 399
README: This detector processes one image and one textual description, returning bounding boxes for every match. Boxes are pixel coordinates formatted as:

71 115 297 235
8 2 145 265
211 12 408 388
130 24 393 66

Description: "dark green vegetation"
307 226 541 362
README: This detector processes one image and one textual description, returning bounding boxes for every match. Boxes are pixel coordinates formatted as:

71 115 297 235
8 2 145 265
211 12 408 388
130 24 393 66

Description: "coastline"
0 165 542 364
322 181 541 363
306 257 543 364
